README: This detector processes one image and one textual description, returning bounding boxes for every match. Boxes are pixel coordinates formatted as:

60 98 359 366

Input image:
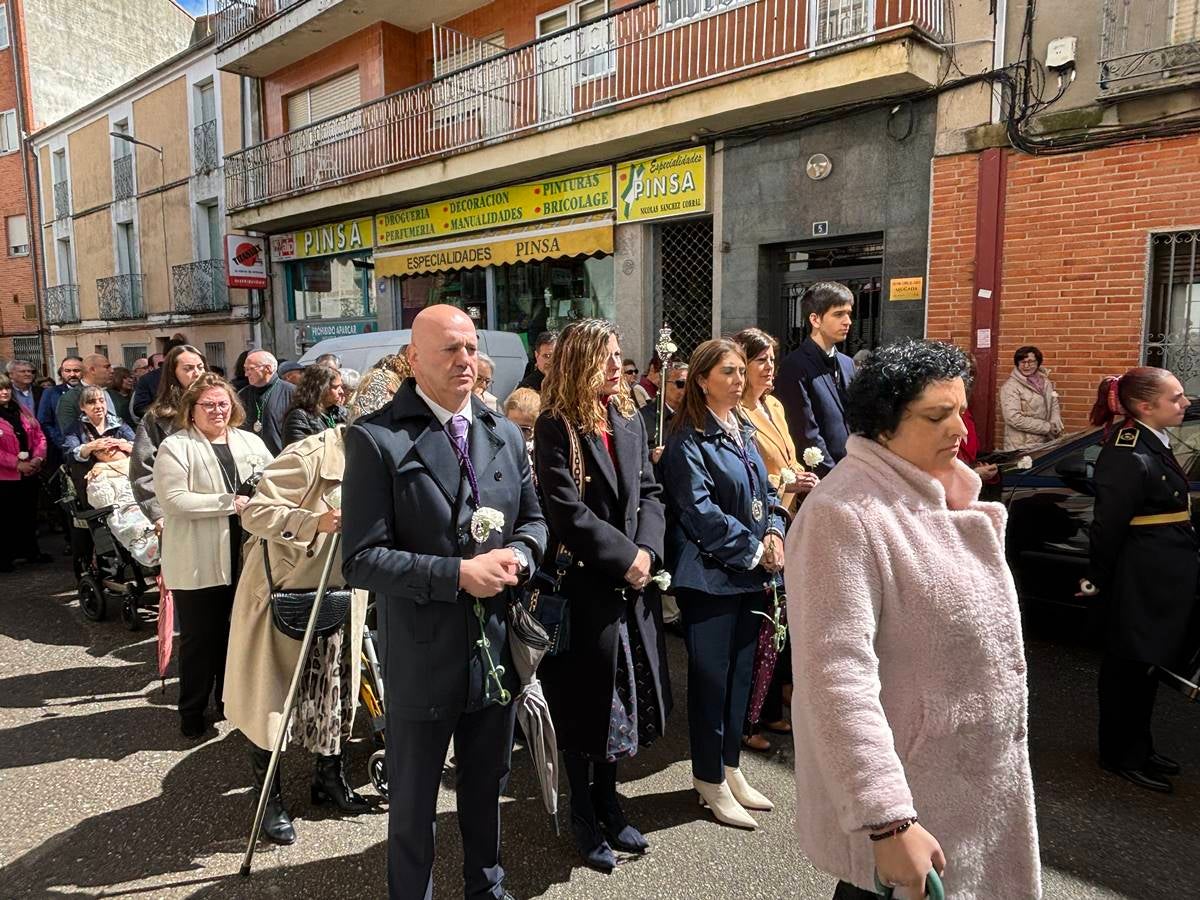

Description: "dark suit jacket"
774 337 856 471
534 406 669 754
341 379 547 722
282 405 346 448
237 377 295 457
131 369 162 420
1089 421 1200 667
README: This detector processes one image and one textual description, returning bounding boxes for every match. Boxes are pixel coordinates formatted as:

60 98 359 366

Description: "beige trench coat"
999 368 1063 451
222 426 366 751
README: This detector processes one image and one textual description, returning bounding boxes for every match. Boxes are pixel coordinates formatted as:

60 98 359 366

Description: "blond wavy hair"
540 318 635 435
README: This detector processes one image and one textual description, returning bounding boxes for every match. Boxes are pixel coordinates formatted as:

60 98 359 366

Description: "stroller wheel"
121 596 142 632
369 749 388 801
78 574 107 622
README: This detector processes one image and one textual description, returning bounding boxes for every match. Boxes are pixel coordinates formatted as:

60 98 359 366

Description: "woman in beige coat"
224 424 369 845
999 345 1063 450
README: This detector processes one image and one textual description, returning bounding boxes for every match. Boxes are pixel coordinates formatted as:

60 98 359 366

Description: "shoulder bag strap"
554 416 588 574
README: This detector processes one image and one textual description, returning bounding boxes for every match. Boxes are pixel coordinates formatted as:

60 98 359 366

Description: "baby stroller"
51 466 159 631
359 593 388 799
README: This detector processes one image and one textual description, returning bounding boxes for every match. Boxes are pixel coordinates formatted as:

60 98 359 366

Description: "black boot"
311 752 370 813
592 761 648 854
564 753 616 872
250 747 297 845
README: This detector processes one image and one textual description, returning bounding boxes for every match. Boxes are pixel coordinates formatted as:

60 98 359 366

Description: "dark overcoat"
341 379 547 721
1089 421 1200 667
774 337 856 472
533 404 669 755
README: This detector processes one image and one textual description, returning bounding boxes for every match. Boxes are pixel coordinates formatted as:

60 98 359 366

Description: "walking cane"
239 533 341 877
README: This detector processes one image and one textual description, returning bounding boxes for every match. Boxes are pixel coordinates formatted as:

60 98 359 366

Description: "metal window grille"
194 120 220 174
53 180 70 220
776 237 883 355
1100 0 1200 87
204 341 227 371
122 345 148 368
656 217 714 361
1145 229 1200 393
96 274 144 320
113 155 134 201
44 284 80 324
12 336 44 375
172 259 230 313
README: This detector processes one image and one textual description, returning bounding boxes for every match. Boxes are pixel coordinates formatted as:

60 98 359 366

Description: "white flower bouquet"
650 570 671 591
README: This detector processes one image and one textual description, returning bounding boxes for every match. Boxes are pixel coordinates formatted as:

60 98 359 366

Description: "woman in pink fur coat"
785 340 1040 900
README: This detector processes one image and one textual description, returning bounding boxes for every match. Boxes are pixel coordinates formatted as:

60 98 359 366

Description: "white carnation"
778 467 797 485
1016 455 1033 470
802 447 825 469
470 506 505 543
650 570 671 591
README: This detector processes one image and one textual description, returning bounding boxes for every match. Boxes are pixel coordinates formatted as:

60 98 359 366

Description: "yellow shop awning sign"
616 148 707 223
375 167 614 246
376 215 614 277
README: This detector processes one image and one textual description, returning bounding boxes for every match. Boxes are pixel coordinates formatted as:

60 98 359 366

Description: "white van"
297 329 529 402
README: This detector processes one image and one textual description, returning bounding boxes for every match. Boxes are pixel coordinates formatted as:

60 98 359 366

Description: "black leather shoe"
592 788 649 854
312 753 370 813
180 714 206 738
1147 754 1181 776
251 747 297 845
569 812 617 873
1101 762 1173 793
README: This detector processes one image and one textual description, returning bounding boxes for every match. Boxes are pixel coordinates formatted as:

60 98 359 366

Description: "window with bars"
1145 229 1200 393
661 0 756 27
204 341 227 372
656 217 714 361
122 345 148 368
12 336 43 375
94 344 109 358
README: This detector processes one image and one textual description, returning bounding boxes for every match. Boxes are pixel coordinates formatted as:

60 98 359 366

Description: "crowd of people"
7 277 1197 900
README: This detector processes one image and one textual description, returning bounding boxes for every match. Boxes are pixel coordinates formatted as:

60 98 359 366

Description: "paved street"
0 560 1197 899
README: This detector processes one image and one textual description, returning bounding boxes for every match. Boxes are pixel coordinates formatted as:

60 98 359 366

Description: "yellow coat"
743 393 801 515
222 426 366 751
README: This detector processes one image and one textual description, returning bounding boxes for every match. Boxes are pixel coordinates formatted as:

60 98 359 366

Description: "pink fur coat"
785 435 1041 899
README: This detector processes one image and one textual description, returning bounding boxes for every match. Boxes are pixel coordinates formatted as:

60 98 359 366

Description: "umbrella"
508 602 560 833
746 618 780 726
1160 642 1200 701
156 573 174 684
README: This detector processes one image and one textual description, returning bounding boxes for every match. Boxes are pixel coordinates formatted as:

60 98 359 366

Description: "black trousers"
0 477 42 564
1098 654 1159 769
385 699 518 900
679 587 765 783
833 880 878 900
173 584 236 719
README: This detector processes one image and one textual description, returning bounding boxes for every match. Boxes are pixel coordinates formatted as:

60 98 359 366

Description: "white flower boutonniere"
802 447 825 469
1016 455 1033 470
778 466 798 486
244 454 267 474
470 506 505 543
650 570 671 591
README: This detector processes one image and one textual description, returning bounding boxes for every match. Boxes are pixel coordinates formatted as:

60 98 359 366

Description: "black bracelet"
868 817 917 842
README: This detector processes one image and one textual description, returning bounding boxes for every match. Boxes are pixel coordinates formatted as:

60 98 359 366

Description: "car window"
1167 420 1200 481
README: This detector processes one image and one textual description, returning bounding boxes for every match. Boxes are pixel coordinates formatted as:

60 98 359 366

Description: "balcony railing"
97 274 145 320
172 259 230 313
194 119 220 174
113 154 134 201
225 0 949 212
216 0 305 46
44 284 80 325
1100 0 1200 87
53 180 70 220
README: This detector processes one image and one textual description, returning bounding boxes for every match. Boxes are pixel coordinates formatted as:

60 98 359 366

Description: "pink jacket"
0 408 46 481
785 436 1040 899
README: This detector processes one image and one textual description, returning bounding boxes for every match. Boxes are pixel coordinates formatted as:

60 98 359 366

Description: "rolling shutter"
286 68 361 128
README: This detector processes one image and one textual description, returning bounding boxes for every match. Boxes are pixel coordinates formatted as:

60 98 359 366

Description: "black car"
992 402 1200 611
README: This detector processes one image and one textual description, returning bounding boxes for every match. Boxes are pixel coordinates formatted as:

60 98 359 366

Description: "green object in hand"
474 599 511 706
874 869 944 900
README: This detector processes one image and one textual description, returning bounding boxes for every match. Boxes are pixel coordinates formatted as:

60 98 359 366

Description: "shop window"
494 255 614 352
401 269 489 330
288 252 376 322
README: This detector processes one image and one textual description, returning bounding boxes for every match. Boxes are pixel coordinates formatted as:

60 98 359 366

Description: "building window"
286 252 376 322
204 341 227 372
94 344 109 358
6 214 28 256
661 0 755 27
122 345 148 368
66 346 78 359
0 110 18 154
1145 229 1200 393
286 69 361 129
13 336 43 375
0 4 9 50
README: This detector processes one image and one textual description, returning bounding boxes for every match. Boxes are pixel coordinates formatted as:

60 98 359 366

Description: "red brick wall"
927 134 1200 438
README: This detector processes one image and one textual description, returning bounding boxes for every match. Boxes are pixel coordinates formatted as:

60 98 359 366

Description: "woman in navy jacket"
662 338 784 830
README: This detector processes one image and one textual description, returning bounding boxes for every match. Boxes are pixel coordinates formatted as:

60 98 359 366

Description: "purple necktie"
447 414 480 505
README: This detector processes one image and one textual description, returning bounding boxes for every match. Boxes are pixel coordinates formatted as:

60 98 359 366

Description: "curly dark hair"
286 364 341 417
846 340 970 440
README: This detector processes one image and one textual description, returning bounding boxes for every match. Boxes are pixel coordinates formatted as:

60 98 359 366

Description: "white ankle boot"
725 766 774 811
693 776 758 829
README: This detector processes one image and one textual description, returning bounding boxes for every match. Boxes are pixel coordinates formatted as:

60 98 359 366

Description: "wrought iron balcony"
1100 0 1200 88
97 274 145 320
224 0 950 212
216 0 305 45
194 119 220 175
113 154 134 201
44 284 80 325
172 259 230 313
53 180 70 220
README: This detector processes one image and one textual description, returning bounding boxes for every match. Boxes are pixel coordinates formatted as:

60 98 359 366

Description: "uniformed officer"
1088 367 1199 793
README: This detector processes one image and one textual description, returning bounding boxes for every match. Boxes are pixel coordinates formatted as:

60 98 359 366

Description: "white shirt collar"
1136 420 1171 448
708 406 743 446
415 383 473 426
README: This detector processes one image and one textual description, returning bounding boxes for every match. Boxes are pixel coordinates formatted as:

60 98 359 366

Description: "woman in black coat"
534 318 668 872
1089 367 1199 794
282 365 346 448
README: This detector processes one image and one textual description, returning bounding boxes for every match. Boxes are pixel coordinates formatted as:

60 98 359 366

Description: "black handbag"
516 418 584 656
264 538 351 641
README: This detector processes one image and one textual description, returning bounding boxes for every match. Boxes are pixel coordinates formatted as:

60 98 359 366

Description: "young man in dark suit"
341 304 547 900
774 282 857 473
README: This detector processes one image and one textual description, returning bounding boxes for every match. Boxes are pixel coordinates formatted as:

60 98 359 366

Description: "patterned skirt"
290 626 356 756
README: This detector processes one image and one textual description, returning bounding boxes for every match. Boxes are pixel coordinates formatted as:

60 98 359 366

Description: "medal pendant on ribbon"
751 498 764 521
253 420 263 433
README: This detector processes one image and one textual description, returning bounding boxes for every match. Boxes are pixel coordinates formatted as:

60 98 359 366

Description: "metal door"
774 237 883 355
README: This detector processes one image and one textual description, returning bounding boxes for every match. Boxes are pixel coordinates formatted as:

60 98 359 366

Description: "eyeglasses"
475 376 493 387
197 401 231 413
519 425 534 439
671 379 687 389
623 368 638 376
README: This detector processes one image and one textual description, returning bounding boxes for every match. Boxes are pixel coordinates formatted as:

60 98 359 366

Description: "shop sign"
272 217 375 261
375 166 614 246
224 234 267 289
889 276 924 301
616 148 707 223
301 320 378 344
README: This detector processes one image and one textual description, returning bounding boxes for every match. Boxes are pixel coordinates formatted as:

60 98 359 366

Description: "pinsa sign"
224 234 269 289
